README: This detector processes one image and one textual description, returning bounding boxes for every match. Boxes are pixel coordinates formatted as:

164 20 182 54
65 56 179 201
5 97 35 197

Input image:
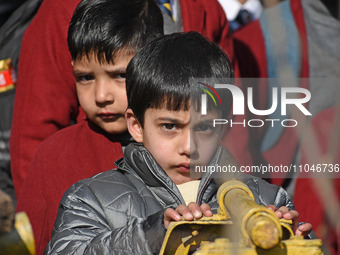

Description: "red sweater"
10 0 83 198
16 120 123 254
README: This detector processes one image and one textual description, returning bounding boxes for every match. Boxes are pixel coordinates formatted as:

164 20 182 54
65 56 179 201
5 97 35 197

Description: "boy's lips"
97 112 123 120
176 163 191 172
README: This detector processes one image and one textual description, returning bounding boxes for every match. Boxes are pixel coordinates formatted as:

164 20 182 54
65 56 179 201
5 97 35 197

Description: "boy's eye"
116 73 126 79
194 124 213 133
75 74 94 82
162 123 176 131
110 72 126 79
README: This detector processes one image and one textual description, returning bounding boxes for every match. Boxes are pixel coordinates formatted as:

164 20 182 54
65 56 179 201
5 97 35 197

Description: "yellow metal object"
217 180 282 249
159 180 323 255
0 58 12 71
15 212 36 255
0 212 35 255
159 217 232 254
0 58 16 93
195 236 323 255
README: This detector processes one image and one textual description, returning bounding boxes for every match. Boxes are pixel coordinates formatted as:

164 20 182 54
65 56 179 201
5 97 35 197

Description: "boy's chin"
97 122 128 135
173 173 202 185
104 128 129 135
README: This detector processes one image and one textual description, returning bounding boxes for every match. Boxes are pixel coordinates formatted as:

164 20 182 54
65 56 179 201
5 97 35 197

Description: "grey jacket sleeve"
272 186 294 210
44 182 158 255
243 176 294 210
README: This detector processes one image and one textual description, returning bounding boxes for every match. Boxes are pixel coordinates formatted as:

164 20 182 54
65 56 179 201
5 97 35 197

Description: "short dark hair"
68 0 164 63
126 31 234 126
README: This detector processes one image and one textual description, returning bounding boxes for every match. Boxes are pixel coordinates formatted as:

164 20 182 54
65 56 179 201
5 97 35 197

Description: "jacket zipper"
197 173 212 205
143 155 185 205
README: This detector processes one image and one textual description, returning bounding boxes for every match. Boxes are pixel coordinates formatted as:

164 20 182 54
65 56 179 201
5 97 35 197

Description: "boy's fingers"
267 205 276 212
283 210 299 221
165 203 213 228
176 204 194 221
200 203 213 217
164 208 181 229
295 223 312 237
274 206 290 218
278 206 290 214
282 207 299 234
187 202 202 219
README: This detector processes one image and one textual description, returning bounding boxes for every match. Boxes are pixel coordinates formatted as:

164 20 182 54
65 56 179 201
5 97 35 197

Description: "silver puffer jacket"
45 143 294 255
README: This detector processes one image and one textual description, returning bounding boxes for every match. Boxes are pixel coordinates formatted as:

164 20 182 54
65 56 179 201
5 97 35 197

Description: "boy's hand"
164 203 213 229
267 205 312 237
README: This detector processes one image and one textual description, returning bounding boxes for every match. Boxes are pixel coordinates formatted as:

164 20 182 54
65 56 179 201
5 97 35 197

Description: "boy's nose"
95 81 114 104
189 131 199 159
179 130 191 157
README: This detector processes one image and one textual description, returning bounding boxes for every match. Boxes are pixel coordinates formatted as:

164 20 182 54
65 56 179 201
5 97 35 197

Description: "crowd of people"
0 0 339 254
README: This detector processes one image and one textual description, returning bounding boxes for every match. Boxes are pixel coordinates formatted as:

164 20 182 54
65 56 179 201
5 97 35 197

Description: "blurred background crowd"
0 0 339 254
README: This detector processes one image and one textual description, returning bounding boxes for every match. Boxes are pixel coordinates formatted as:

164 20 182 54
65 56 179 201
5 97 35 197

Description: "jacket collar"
115 143 170 187
115 143 233 187
115 143 238 205
116 143 218 186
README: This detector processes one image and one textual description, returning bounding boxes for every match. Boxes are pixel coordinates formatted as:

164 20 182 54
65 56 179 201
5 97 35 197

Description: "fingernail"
194 211 201 218
283 213 290 218
185 213 193 220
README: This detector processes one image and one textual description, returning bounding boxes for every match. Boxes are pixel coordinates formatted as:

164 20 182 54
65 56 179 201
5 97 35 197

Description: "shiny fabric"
45 144 293 254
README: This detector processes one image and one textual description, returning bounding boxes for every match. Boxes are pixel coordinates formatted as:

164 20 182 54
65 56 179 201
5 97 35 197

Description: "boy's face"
73 51 134 134
126 105 224 184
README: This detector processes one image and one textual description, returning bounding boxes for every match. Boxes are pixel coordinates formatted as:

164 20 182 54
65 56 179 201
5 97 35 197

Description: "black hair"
67 0 164 63
126 31 234 126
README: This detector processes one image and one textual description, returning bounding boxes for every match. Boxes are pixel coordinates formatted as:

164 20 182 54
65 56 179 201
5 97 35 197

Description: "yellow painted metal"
0 212 35 255
159 217 233 254
15 212 35 255
217 180 282 249
194 236 323 255
159 180 323 255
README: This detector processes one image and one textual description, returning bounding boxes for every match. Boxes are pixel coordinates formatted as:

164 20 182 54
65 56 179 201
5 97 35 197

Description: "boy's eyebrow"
105 63 127 72
73 70 90 75
72 65 127 74
156 117 186 124
198 114 219 121
198 119 215 124
106 67 126 74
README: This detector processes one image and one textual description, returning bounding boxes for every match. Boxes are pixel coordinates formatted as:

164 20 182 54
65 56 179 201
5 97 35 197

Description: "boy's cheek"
192 136 221 166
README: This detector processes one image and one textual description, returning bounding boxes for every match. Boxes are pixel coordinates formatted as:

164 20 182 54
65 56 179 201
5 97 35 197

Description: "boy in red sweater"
10 0 233 201
15 0 163 254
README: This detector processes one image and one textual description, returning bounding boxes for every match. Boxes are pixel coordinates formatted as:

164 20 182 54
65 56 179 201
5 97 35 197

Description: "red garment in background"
222 1 340 254
180 0 237 76
223 0 309 169
10 0 83 198
295 107 340 255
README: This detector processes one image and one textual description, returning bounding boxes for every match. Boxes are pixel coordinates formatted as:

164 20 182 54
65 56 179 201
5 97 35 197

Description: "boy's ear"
125 109 143 143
